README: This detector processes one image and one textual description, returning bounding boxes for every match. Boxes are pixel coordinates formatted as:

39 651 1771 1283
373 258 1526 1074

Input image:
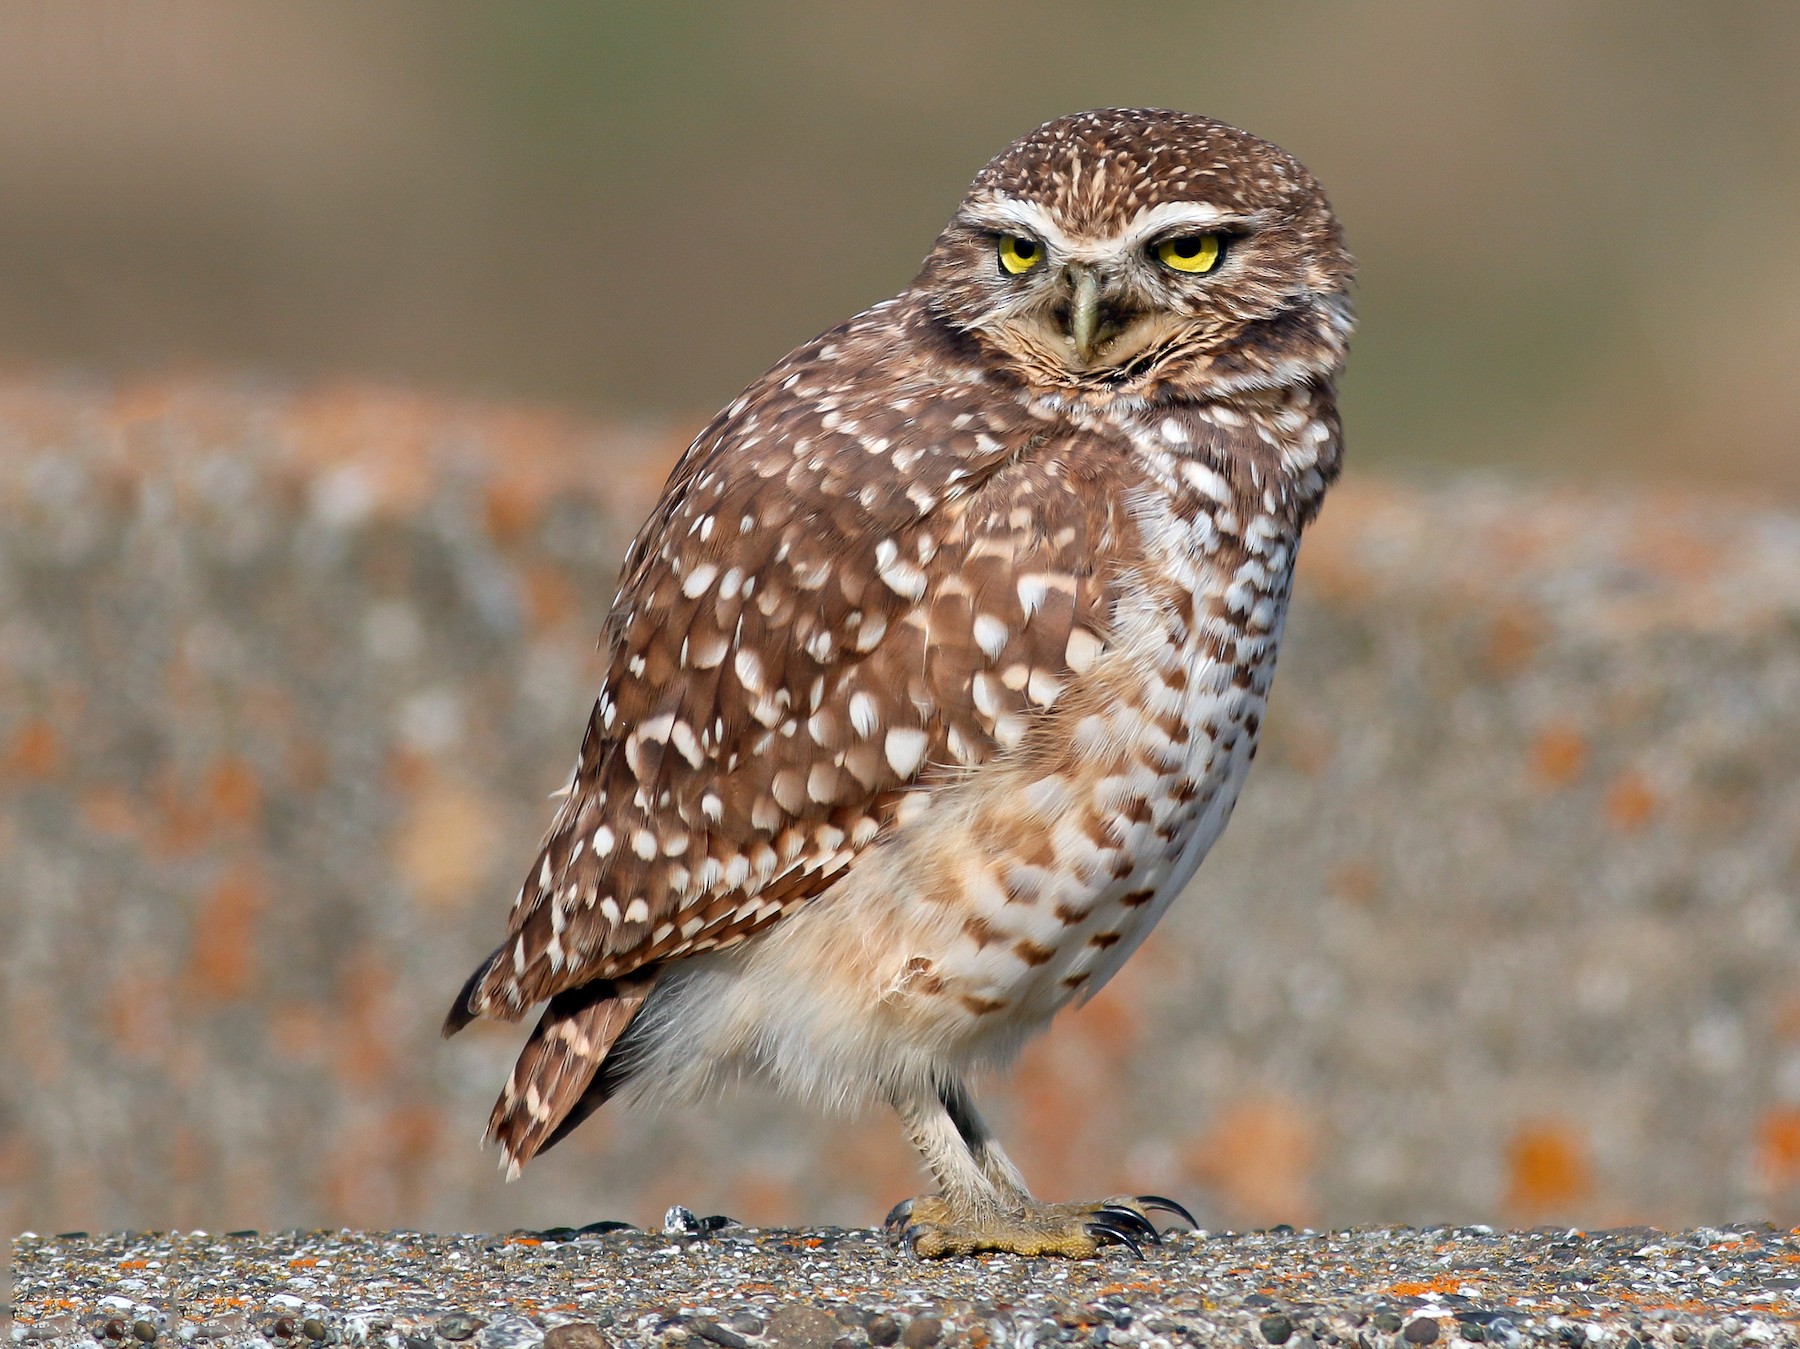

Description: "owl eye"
997 234 1044 275
1155 233 1224 274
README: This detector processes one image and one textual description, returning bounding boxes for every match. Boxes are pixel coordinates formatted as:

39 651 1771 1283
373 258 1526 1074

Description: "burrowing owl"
445 108 1353 1258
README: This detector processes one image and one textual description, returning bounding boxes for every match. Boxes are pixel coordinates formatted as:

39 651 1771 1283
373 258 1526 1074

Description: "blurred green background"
1 1 1797 493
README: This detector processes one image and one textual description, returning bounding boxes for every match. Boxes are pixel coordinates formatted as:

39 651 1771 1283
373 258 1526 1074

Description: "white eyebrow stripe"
972 199 1080 254
1118 200 1228 243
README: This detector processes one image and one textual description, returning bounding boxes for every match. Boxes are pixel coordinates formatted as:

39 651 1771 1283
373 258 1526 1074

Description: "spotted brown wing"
446 314 1137 1032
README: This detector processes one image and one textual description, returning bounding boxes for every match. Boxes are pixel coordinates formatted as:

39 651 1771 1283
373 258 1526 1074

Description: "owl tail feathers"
441 946 506 1038
483 970 657 1178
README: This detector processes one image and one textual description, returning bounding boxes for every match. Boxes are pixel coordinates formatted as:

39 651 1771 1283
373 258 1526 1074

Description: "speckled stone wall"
4 376 1799 1238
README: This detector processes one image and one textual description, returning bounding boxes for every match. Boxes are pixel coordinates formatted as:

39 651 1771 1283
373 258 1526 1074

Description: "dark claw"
1135 1194 1197 1229
576 1220 637 1235
883 1199 915 1232
900 1221 931 1252
1086 1219 1146 1259
699 1214 737 1232
1094 1204 1162 1244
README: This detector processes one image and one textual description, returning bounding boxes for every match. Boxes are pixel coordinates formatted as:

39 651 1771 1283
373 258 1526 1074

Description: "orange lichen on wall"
1768 993 1800 1044
183 864 268 1002
151 764 216 859
278 381 686 527
78 784 143 840
1006 980 1145 1199
383 1104 443 1217
1183 1096 1319 1228
4 717 64 781
1484 605 1543 678
394 773 501 911
1504 1119 1592 1222
723 1176 806 1229
1757 1108 1800 1191
1603 771 1658 832
525 564 581 632
1626 515 1724 585
816 1112 922 1219
483 478 544 545
331 954 397 1089
105 968 173 1064
1328 857 1381 908
266 999 333 1066
1530 724 1588 789
203 755 264 833
1291 480 1392 605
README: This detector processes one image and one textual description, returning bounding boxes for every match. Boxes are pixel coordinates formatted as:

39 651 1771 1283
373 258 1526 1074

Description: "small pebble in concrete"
768 1307 839 1349
900 1317 941 1349
866 1315 901 1346
1262 1315 1296 1344
542 1327 611 1349
1403 1320 1439 1345
694 1321 750 1349
483 1316 546 1348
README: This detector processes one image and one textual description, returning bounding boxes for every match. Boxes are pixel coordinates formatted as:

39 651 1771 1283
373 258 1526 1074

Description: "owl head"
916 108 1354 400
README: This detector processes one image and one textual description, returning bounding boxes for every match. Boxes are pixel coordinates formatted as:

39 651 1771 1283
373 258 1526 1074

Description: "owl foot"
884 1194 1193 1259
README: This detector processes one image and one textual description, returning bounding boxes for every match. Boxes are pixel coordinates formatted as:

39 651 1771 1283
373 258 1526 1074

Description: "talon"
901 1221 932 1253
1086 1219 1146 1259
884 1199 915 1231
699 1214 737 1232
1095 1204 1161 1243
1135 1194 1197 1228
576 1220 636 1235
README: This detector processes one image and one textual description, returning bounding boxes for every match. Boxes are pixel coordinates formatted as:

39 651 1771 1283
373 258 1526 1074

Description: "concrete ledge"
7 375 1800 1236
12 1225 1800 1349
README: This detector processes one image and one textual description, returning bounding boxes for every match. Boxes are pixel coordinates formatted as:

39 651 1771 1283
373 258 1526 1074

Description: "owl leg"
937 1077 1032 1198
891 1077 1029 1218
885 1077 1191 1259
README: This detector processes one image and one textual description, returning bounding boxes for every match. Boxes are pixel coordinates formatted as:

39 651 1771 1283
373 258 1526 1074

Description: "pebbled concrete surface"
12 1223 1800 1348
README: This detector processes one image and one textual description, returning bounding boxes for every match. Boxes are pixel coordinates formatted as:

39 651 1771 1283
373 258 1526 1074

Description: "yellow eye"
1156 233 1224 274
997 234 1043 275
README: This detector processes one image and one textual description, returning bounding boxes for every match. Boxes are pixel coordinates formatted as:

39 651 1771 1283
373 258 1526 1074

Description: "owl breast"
884 404 1305 1047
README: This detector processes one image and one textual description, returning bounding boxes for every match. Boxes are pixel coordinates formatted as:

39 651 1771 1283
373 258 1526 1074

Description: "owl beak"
1066 266 1105 365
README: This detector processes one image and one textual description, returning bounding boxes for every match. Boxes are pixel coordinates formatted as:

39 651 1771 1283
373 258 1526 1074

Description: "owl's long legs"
885 1076 1190 1259
937 1077 1032 1202
889 1076 1026 1219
